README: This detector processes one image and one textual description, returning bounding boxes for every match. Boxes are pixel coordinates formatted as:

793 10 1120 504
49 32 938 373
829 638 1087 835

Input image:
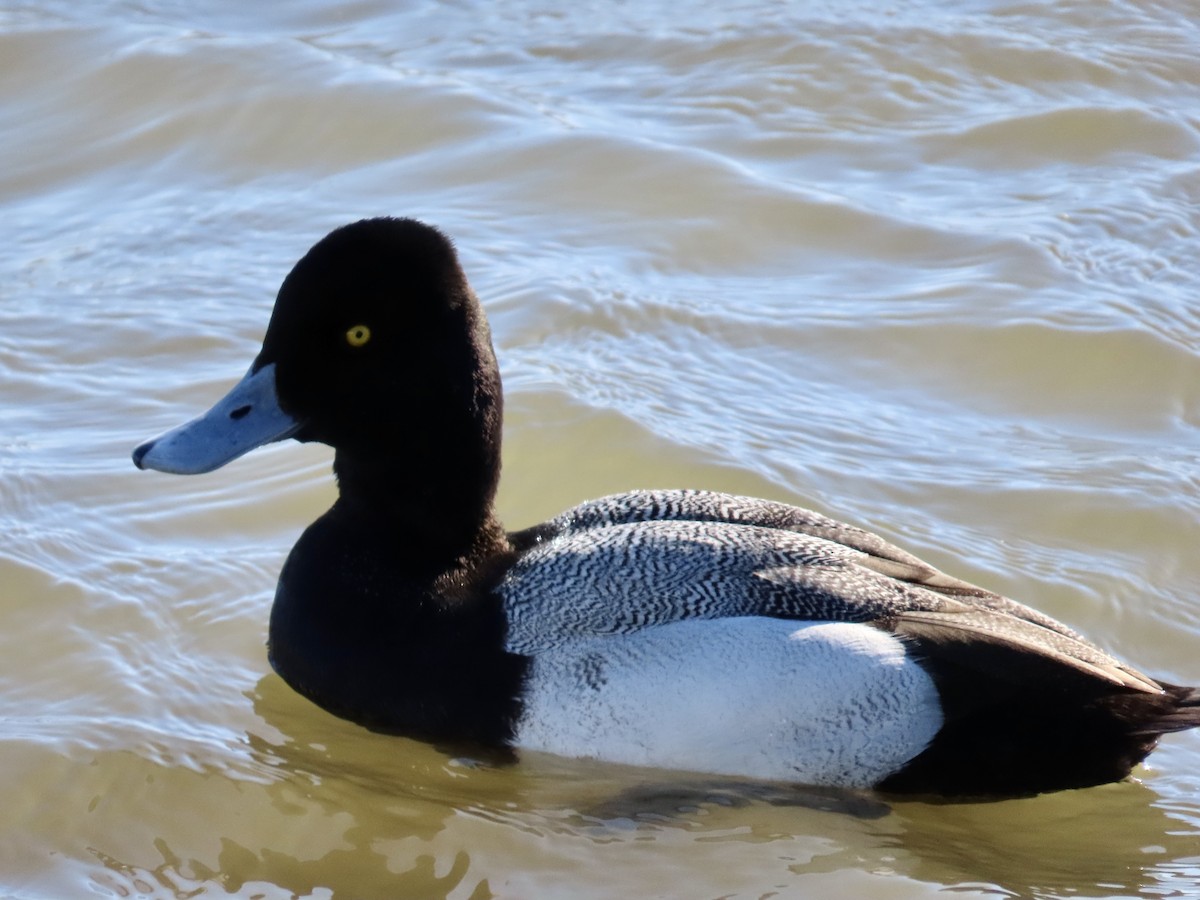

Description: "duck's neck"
330 426 506 575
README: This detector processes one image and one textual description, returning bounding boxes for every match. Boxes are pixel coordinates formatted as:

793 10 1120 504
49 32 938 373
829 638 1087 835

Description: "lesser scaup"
133 217 1200 797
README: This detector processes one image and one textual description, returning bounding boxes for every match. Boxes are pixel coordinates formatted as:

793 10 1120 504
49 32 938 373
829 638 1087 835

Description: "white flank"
514 618 942 788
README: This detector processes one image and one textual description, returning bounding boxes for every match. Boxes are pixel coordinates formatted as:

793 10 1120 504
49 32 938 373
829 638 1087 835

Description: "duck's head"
133 218 503 515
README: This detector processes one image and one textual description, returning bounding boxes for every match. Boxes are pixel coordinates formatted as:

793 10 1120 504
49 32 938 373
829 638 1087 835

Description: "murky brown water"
3 1 1199 897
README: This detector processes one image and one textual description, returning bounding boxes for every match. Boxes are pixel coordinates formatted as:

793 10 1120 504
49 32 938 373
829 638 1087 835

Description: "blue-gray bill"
132 362 300 474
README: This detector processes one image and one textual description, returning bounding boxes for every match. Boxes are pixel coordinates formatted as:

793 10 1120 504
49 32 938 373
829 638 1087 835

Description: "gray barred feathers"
499 490 1154 692
543 490 1096 644
500 516 961 654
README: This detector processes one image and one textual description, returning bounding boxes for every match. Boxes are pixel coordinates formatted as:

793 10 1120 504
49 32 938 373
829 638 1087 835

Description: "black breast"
266 506 528 749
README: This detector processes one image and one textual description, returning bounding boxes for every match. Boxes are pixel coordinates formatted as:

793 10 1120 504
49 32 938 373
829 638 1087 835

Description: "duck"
132 217 1200 798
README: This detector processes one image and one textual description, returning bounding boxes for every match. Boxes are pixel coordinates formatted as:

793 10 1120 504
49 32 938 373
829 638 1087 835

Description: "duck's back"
498 490 1199 795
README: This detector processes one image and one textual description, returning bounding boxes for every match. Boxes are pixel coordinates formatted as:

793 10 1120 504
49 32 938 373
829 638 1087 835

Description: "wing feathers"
503 489 1173 700
890 609 1161 693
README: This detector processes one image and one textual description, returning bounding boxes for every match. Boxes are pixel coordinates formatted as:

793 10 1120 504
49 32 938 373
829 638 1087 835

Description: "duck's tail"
1134 683 1200 736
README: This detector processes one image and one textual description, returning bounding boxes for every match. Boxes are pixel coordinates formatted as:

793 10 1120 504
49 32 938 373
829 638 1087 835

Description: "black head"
258 218 501 463
133 217 505 539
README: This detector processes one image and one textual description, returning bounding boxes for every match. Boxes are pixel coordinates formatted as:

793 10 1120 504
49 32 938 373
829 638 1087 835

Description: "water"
3 1 1200 896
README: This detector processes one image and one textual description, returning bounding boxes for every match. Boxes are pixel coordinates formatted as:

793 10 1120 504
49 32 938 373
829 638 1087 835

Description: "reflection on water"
3 0 1200 897
52 674 1200 900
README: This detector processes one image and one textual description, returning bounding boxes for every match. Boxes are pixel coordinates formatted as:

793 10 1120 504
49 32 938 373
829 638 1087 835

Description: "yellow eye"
345 324 371 347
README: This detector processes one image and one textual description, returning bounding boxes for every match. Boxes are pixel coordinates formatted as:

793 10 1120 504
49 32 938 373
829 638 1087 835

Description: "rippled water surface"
3 1 1200 897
